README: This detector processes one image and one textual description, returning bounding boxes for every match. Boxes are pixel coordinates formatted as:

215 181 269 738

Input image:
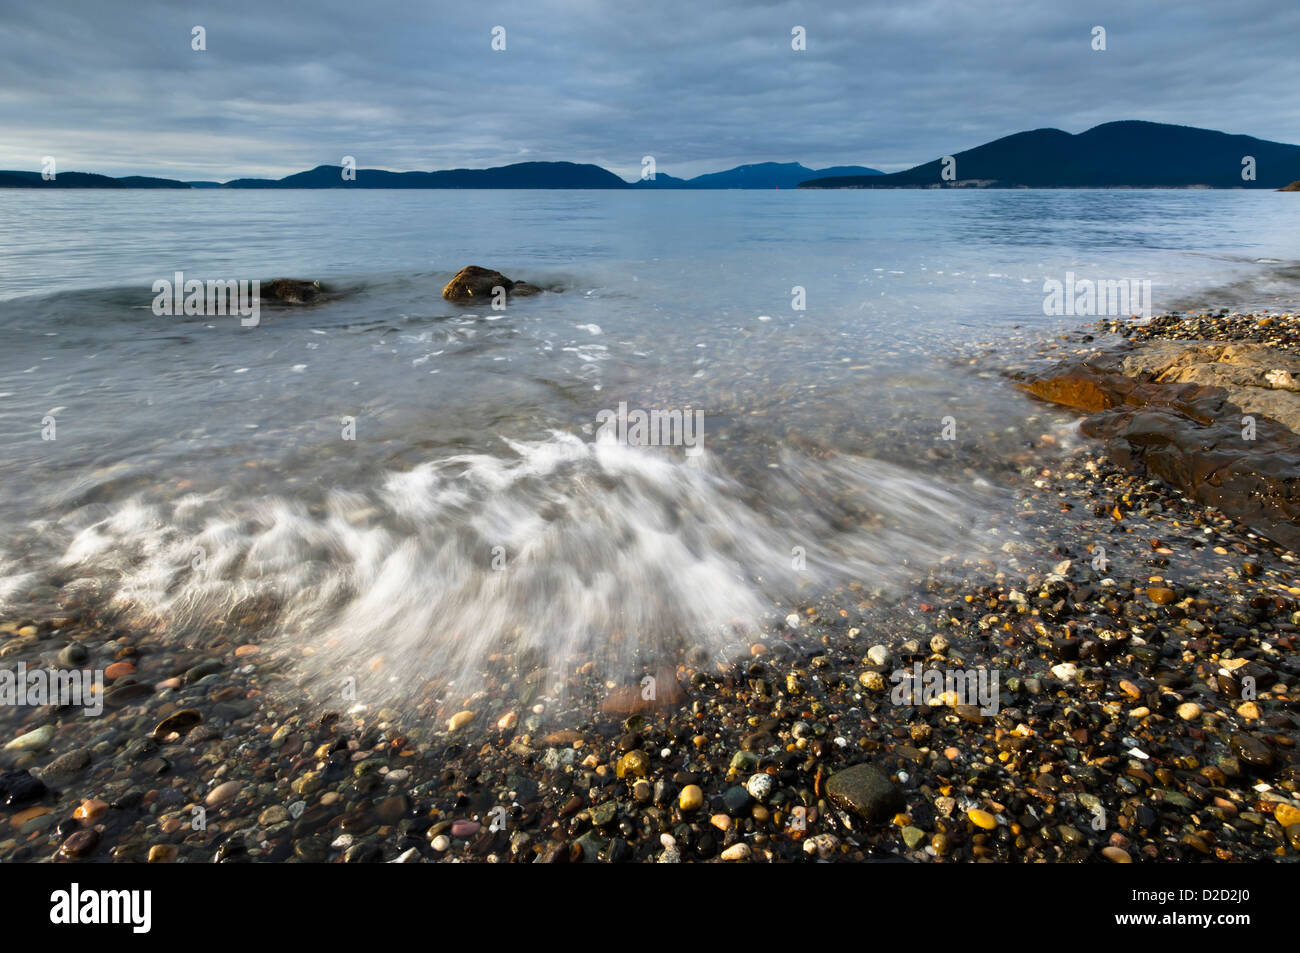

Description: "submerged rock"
441 266 544 303
259 278 328 304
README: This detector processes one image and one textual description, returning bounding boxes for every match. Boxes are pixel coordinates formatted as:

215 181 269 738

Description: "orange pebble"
104 661 135 681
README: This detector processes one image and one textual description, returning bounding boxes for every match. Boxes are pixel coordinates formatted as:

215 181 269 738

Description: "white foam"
27 433 999 700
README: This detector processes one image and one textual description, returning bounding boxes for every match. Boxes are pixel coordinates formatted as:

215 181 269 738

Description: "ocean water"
1 189 1297 695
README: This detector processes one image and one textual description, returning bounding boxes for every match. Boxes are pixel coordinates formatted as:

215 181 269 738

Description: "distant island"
799 121 1300 189
4 122 1299 190
0 160 880 191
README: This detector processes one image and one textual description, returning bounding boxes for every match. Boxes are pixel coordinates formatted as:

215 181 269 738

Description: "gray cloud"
2 0 1298 180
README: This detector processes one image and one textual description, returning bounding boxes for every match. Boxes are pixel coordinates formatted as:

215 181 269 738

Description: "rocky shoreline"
1015 310 1300 550
2 310 1298 864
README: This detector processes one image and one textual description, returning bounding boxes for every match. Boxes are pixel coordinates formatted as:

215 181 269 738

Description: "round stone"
1274 803 1300 828
73 799 108 824
205 780 241 807
3 724 54 752
615 750 650 779
58 642 89 667
859 671 886 691
803 833 839 859
720 843 752 861
451 819 480 838
678 784 704 812
58 829 100 858
1176 702 1202 721
968 808 998 830
745 773 774 802
259 805 290 826
1146 587 1177 605
103 661 136 681
447 710 475 731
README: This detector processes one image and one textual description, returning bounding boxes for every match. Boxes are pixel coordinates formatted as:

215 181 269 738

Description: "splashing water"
41 431 1000 703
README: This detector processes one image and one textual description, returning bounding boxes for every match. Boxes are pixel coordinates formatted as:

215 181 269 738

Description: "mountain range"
227 160 884 190
0 160 879 191
4 122 1298 190
799 121 1300 189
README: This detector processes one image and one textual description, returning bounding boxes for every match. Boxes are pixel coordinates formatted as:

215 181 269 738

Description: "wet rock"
103 661 135 680
57 829 100 859
260 278 328 305
152 709 202 741
375 794 409 826
39 748 90 781
1275 803 1300 828
4 725 54 752
722 786 752 815
105 682 153 707
1016 345 1300 549
451 819 480 838
615 750 650 779
745 773 774 803
58 642 89 667
825 764 904 824
441 266 545 303
679 784 704 812
205 780 242 807
599 670 686 715
293 838 328 862
183 659 223 684
73 798 108 824
1231 732 1276 769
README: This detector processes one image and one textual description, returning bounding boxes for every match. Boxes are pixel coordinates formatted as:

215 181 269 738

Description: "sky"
2 0 1298 182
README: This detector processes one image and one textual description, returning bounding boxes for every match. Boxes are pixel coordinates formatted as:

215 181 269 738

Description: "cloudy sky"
3 0 1298 181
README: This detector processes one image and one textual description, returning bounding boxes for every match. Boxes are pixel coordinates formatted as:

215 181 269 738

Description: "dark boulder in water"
260 278 327 304
442 266 544 303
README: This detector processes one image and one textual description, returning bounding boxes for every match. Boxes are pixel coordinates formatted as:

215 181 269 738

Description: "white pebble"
746 773 774 802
